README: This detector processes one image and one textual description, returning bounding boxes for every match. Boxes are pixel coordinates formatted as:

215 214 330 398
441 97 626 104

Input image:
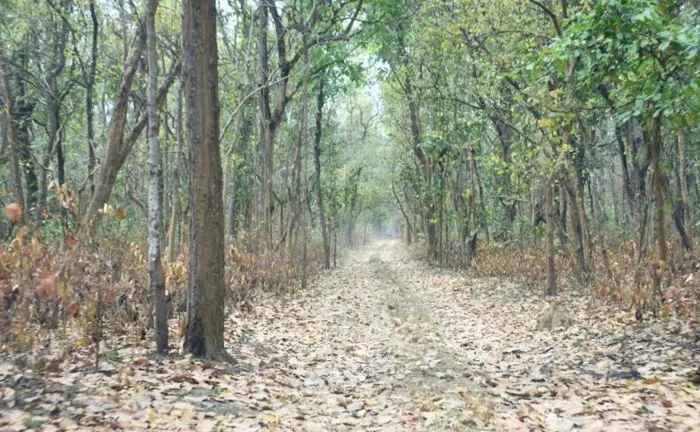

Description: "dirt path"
224 240 699 431
1 240 698 431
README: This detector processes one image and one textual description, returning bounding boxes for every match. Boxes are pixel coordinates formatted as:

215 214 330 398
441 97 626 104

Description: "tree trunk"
37 6 70 224
84 46 179 231
84 21 147 229
56 129 65 187
313 77 330 269
564 180 587 281
0 44 25 216
545 184 556 296
86 0 99 196
146 0 167 354
167 83 183 261
392 183 412 246
258 3 274 250
12 54 38 219
650 115 666 298
677 130 691 235
182 0 229 361
300 34 310 290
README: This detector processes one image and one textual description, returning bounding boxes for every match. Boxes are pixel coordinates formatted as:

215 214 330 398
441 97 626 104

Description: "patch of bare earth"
1 240 698 431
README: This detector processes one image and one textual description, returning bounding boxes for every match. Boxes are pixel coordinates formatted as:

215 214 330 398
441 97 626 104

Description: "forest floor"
1 240 699 431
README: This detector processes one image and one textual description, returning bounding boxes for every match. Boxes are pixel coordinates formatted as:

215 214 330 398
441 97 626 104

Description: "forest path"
2 241 698 431
227 239 495 430
224 239 698 431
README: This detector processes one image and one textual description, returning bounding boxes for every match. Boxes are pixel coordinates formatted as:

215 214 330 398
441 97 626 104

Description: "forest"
0 0 699 430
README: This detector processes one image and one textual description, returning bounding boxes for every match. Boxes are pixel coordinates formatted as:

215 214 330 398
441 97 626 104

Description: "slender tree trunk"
650 115 666 298
56 128 65 186
86 0 99 196
0 45 25 215
167 83 184 261
545 184 556 296
591 180 617 289
222 0 254 221
37 84 61 223
85 46 179 230
300 34 310 290
258 3 274 250
313 77 330 269
146 0 167 354
227 114 252 237
37 7 70 224
182 0 229 361
565 180 587 281
392 183 412 245
85 22 147 228
677 130 691 235
16 107 37 217
571 167 591 267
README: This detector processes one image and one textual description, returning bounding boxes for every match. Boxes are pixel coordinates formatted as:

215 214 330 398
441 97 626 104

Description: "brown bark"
650 115 666 298
258 2 274 249
0 44 25 216
84 34 179 231
591 181 618 290
86 0 98 196
167 83 183 261
313 77 330 269
36 0 70 223
677 130 691 235
392 183 413 246
403 58 435 258
181 0 229 361
545 184 556 296
84 20 147 229
564 179 587 281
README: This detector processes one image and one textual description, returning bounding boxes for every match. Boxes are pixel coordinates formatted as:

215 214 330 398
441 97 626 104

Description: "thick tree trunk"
182 0 229 360
146 0 167 354
313 78 330 269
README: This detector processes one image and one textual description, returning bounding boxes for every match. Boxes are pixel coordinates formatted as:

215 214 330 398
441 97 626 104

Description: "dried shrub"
470 238 699 318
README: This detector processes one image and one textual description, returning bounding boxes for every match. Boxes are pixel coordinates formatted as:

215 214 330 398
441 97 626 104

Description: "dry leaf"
4 202 22 223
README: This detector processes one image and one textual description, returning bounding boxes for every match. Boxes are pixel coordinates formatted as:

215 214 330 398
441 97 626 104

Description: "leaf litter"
1 240 699 431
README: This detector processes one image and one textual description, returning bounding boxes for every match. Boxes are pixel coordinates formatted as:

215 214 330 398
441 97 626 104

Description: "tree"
313 76 330 269
146 0 167 354
84 7 179 231
181 0 229 360
0 43 25 218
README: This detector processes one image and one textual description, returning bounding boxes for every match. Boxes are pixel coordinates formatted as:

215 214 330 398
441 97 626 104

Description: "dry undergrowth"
1 220 325 357
469 239 700 319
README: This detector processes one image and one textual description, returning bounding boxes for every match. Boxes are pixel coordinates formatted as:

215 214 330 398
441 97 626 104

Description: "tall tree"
313 76 330 269
181 0 229 360
146 0 167 354
0 43 25 217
